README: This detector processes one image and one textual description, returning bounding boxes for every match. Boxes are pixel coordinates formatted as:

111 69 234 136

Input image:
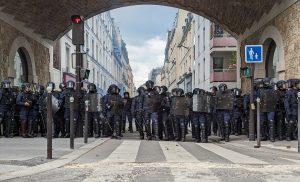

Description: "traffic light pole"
249 64 255 141
75 45 82 93
46 91 53 159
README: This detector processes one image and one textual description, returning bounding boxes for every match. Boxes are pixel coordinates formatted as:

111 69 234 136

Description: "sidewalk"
0 137 99 175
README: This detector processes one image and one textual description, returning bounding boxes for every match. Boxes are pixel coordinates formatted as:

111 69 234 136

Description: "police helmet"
186 92 193 98
59 83 65 90
1 80 11 89
88 83 97 93
233 88 242 96
176 88 184 96
286 79 297 88
137 87 145 95
193 88 204 95
171 88 178 96
154 86 161 93
124 92 130 98
47 82 55 92
108 84 119 95
218 83 228 92
263 77 272 88
145 80 154 90
276 80 286 90
23 83 31 92
160 86 168 95
66 80 75 89
37 85 45 94
210 86 218 93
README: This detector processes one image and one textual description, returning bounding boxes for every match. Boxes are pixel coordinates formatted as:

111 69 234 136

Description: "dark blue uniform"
284 88 298 140
17 91 35 137
0 89 15 137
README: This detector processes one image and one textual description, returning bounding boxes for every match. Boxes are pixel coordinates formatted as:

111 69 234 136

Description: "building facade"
162 9 237 92
52 12 134 95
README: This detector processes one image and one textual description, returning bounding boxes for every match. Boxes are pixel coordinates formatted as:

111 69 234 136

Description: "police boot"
277 120 283 141
293 121 298 140
115 121 121 140
224 123 230 142
180 122 186 142
163 121 169 141
195 125 201 143
94 119 100 138
5 119 14 138
27 120 34 138
145 120 152 140
21 120 29 138
286 121 292 141
201 123 208 143
153 121 160 141
234 119 239 136
191 123 196 139
269 120 275 142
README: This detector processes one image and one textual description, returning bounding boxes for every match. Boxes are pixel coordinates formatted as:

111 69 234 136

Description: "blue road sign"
245 45 263 63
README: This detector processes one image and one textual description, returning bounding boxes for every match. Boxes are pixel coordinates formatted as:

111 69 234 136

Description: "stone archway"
254 25 285 81
8 36 38 84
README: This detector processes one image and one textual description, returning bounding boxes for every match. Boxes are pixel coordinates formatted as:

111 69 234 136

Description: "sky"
111 5 177 87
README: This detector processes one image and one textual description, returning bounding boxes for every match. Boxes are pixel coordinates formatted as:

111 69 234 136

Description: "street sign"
245 45 263 63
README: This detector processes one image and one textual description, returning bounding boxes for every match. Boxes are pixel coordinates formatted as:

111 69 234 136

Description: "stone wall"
240 1 300 92
0 19 50 85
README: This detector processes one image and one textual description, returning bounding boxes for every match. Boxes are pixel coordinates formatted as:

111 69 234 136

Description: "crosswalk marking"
159 141 199 163
103 140 141 162
197 143 268 165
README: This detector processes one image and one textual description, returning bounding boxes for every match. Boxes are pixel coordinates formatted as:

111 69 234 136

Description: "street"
1 131 300 182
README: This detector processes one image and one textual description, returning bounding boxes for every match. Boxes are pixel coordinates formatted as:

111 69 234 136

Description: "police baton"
84 100 89 144
297 92 300 153
46 87 53 159
254 98 261 148
70 96 75 149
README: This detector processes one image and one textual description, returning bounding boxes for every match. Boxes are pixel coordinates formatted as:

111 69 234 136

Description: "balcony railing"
210 37 237 48
210 69 237 82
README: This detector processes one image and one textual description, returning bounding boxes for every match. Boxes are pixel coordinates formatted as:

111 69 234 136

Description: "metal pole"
70 96 75 149
298 92 300 153
84 100 89 144
75 45 82 93
255 98 261 148
46 90 53 159
249 64 255 141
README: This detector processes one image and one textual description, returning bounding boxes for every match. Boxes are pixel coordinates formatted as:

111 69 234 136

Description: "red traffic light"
71 15 83 24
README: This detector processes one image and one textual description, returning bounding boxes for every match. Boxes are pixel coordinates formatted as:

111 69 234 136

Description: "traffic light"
80 69 90 80
240 66 252 78
71 15 84 45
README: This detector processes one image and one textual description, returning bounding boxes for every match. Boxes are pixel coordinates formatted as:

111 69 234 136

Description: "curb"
0 138 110 181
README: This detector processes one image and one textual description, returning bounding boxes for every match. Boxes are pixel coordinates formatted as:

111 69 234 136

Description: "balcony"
210 69 237 82
210 37 237 48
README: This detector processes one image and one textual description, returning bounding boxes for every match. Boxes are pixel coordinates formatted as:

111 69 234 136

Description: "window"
213 57 224 72
65 45 70 72
198 63 200 85
203 28 206 51
203 58 206 82
92 39 94 58
96 45 98 61
85 33 89 50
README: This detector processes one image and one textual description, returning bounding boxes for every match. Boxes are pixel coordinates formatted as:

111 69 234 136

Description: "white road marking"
103 140 141 163
262 144 297 152
159 141 199 163
197 143 268 165
280 157 300 164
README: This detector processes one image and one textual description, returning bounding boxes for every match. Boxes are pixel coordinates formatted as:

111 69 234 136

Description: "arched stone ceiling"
0 0 281 40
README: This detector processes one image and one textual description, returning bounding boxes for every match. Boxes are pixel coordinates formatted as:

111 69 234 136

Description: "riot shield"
193 93 207 112
52 95 60 114
171 97 186 116
88 93 99 112
216 90 234 110
260 89 276 112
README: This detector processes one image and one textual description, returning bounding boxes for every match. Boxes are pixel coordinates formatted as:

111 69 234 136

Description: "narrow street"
3 131 300 182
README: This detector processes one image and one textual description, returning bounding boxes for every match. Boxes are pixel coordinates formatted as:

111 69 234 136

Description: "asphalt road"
4 131 300 182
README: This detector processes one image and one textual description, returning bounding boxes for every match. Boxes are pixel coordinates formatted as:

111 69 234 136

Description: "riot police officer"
86 83 101 138
210 86 218 136
258 78 277 142
122 92 133 133
142 80 161 140
284 79 299 141
17 83 35 138
105 84 123 139
274 80 286 140
232 88 244 136
61 81 76 138
160 86 173 141
132 87 145 139
185 92 193 137
35 85 47 137
216 83 234 142
0 80 15 138
170 88 187 142
192 88 209 143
